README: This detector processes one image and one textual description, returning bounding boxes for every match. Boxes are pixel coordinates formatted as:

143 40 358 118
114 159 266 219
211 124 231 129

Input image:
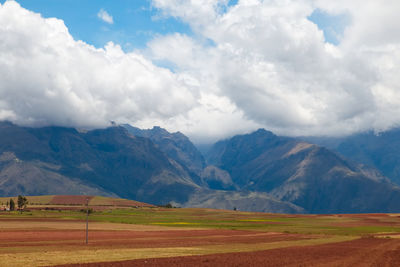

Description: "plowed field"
1 204 400 266
61 237 400 267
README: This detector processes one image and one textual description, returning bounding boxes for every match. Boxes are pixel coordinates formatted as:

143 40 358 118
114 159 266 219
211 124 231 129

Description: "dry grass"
1 247 201 267
0 235 357 267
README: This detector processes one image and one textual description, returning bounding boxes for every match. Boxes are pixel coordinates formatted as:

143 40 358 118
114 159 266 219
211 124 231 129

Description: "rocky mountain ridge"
206 129 400 213
0 121 199 205
1 121 400 213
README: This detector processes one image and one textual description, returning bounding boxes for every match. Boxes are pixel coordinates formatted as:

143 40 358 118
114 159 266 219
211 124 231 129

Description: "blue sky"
308 9 350 45
5 0 192 51
1 0 348 51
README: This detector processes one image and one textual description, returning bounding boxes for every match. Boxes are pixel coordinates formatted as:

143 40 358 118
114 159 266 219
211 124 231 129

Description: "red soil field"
59 237 400 267
0 228 306 249
2 208 399 266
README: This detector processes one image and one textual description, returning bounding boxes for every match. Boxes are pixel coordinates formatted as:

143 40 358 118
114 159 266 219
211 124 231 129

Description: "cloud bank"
1 0 400 142
150 0 400 138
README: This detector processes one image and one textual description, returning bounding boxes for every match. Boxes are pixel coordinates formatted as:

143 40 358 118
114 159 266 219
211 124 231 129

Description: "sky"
0 0 400 143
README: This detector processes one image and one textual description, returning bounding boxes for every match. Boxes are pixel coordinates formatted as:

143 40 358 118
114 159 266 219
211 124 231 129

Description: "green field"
3 205 400 236
1 195 400 266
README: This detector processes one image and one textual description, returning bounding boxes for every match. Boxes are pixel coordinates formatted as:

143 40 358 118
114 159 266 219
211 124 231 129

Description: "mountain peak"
205 128 400 213
151 126 169 135
123 124 206 177
252 128 275 137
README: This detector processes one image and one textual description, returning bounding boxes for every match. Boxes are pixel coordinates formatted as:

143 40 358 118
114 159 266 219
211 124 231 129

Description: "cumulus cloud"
97 8 113 24
1 0 400 142
0 1 197 129
149 0 400 137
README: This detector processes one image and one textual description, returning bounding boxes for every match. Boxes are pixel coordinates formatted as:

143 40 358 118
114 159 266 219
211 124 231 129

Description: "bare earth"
0 218 351 266
59 238 400 267
1 212 400 266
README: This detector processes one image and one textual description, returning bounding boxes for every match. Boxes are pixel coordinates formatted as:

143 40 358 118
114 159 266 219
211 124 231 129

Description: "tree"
9 199 15 211
17 195 28 212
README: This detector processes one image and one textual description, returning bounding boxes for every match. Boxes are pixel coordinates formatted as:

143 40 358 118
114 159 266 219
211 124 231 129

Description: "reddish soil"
27 205 140 211
50 195 95 205
0 217 82 222
59 237 400 267
0 229 306 249
109 199 154 207
330 214 400 228
332 220 400 227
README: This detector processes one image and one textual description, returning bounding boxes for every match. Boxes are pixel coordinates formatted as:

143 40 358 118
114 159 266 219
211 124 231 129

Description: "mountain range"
206 129 400 213
0 121 199 205
301 129 400 186
1 120 400 214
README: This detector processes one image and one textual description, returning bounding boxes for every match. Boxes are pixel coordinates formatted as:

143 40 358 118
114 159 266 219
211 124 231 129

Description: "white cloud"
134 92 262 143
148 0 400 138
2 0 400 142
151 0 230 31
97 8 113 24
0 1 197 129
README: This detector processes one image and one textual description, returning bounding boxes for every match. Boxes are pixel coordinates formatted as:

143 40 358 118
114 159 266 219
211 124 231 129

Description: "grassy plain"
0 196 400 266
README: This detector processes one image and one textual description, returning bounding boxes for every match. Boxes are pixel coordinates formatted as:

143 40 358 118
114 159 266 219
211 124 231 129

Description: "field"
0 195 155 210
0 196 400 266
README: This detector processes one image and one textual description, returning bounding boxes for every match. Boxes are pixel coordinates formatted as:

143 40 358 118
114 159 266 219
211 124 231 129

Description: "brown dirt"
109 199 154 207
0 229 306 249
0 219 202 231
27 205 142 211
50 195 95 205
330 214 400 227
47 195 155 208
3 213 400 266
59 237 400 267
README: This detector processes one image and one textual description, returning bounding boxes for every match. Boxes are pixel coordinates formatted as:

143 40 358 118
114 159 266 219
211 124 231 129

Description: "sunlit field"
0 196 400 266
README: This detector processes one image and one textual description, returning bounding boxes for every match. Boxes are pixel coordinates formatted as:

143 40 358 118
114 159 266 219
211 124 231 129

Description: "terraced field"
0 196 400 266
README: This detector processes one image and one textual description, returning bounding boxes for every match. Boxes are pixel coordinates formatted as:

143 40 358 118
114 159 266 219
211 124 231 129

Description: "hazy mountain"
301 129 400 186
0 121 199 205
206 129 400 213
335 129 400 185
